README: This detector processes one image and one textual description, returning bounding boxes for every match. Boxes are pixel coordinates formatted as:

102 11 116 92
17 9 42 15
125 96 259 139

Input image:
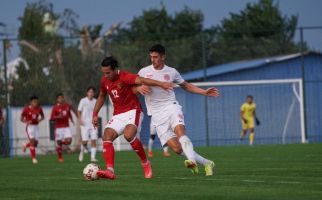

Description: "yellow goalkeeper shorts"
241 118 254 130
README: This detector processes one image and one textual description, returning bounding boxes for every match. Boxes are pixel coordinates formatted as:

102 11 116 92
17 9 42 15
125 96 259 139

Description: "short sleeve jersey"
241 102 256 119
21 105 44 125
50 103 72 128
100 70 142 115
78 97 97 124
138 65 184 115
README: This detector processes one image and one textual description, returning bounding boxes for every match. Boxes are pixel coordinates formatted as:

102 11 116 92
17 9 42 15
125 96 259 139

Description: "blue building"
182 52 322 144
140 52 322 147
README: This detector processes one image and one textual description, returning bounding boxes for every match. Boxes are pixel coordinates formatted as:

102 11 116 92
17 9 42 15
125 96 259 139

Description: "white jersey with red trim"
138 65 185 116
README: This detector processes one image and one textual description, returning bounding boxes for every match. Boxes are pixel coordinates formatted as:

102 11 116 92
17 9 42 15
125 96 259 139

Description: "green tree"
12 1 102 107
108 5 206 73
208 0 301 64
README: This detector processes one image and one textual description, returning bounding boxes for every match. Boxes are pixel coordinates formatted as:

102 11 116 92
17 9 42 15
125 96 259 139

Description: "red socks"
56 146 63 159
130 137 147 164
29 146 36 159
103 141 115 170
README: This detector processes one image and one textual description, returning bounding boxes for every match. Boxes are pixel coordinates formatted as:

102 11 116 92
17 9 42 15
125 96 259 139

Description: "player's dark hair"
101 56 118 70
56 93 64 99
247 95 253 99
149 44 165 55
87 86 96 92
29 95 38 101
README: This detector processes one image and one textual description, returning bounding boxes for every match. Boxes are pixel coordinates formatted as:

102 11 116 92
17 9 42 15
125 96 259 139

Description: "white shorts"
105 109 144 136
148 116 157 136
26 124 39 140
151 104 185 146
81 124 98 141
55 127 72 141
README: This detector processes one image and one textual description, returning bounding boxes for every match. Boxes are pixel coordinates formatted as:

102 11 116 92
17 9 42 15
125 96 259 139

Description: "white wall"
9 104 133 156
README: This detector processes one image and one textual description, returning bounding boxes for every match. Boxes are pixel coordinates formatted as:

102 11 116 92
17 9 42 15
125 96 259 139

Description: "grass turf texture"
0 143 322 200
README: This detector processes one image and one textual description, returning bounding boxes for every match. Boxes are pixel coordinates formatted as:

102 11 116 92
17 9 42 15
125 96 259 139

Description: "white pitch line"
154 176 322 185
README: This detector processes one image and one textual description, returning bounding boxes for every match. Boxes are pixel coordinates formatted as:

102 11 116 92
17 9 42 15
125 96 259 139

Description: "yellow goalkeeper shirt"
241 102 256 120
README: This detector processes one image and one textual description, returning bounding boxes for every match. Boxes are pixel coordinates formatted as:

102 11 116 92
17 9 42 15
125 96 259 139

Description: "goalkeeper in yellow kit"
240 95 260 145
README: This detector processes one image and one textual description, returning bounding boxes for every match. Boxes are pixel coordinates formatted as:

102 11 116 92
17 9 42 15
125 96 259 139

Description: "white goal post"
182 79 306 144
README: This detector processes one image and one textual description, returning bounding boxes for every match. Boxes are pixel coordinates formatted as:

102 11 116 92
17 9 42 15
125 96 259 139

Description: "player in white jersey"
137 44 220 176
77 86 98 162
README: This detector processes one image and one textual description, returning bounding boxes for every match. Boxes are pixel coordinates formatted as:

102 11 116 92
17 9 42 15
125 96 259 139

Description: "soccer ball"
83 163 100 181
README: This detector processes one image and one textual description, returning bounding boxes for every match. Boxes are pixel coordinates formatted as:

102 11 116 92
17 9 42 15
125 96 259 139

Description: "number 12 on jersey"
111 89 119 98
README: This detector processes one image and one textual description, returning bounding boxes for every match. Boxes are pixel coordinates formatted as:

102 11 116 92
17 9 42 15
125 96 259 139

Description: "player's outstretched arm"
179 81 220 97
132 85 151 95
135 77 174 91
92 90 106 128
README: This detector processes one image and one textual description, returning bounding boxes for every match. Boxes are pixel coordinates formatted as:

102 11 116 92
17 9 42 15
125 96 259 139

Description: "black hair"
149 44 165 55
247 95 253 99
101 56 118 70
87 86 96 92
29 95 38 101
56 93 64 99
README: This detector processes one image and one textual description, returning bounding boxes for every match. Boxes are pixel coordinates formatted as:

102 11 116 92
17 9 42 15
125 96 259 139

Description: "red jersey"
21 105 44 125
50 103 73 128
100 70 142 115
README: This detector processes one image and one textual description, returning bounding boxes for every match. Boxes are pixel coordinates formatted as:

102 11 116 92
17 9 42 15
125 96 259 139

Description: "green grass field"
0 143 322 200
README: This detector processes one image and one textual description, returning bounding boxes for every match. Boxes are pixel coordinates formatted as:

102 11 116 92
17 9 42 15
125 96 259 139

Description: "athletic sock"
148 138 154 152
194 151 211 166
249 132 254 145
80 144 84 153
163 146 169 153
103 141 114 171
30 146 36 159
91 147 97 159
56 146 63 159
130 137 147 164
179 135 196 163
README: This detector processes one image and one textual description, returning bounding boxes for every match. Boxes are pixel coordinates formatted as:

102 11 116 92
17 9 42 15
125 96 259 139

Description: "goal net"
173 79 305 146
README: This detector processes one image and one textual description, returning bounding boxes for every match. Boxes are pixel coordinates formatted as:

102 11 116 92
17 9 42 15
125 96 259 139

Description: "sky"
1 0 322 60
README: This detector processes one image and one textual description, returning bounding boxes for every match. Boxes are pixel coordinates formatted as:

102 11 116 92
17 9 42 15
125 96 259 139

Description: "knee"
124 134 135 142
65 138 72 144
172 145 183 155
103 129 117 142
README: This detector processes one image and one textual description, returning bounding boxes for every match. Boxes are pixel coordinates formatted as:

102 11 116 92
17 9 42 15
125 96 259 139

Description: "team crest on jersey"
164 74 170 81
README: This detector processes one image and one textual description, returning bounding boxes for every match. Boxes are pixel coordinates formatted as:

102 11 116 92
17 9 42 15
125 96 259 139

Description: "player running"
77 86 98 162
137 44 219 176
147 115 170 157
92 56 173 180
21 95 45 164
50 93 74 162
240 95 260 146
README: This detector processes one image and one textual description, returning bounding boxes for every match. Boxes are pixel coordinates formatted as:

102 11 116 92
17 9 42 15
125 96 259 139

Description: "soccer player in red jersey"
50 93 74 163
92 56 173 180
21 96 45 164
